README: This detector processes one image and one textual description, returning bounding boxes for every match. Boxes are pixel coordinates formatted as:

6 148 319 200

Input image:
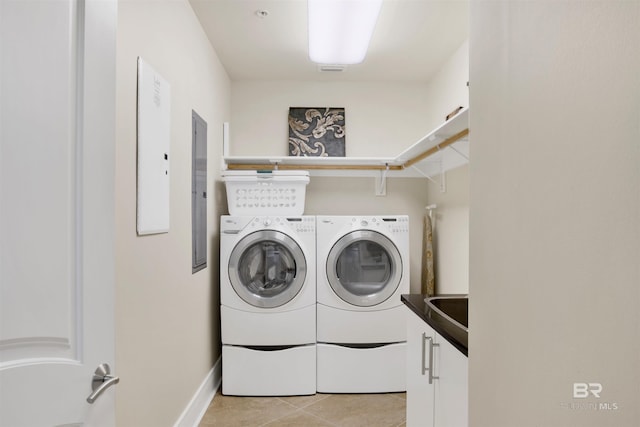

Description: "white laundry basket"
222 170 310 216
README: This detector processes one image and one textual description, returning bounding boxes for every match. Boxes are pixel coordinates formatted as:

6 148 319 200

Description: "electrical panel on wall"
136 57 170 235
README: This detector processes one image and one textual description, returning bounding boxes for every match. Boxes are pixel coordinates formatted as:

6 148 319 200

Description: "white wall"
469 2 639 426
228 41 469 293
116 1 230 425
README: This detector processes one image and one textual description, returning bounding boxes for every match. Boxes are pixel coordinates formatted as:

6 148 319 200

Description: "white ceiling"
189 0 469 82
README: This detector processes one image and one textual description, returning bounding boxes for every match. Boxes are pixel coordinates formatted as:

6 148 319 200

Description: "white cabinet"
434 329 468 427
406 311 435 427
406 308 468 427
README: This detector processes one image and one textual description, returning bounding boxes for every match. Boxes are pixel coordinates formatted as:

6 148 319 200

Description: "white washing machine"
220 215 316 396
316 215 410 393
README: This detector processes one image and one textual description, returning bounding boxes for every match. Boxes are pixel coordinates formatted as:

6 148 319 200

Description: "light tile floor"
199 391 406 427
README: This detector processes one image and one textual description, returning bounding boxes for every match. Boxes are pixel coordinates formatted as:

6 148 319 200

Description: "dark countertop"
401 294 468 357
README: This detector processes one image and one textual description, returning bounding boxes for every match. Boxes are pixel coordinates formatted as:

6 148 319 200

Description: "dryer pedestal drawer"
222 344 316 396
316 303 407 343
316 342 406 393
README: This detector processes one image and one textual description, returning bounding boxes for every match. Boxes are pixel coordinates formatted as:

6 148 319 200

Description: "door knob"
87 363 120 404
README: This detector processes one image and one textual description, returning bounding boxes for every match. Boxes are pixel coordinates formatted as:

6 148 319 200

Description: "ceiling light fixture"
308 0 382 65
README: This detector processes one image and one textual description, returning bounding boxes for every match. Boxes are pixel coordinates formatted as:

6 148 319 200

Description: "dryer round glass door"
228 230 307 308
326 230 403 307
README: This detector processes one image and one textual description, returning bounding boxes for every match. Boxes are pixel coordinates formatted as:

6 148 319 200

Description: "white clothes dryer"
316 215 410 393
220 215 316 396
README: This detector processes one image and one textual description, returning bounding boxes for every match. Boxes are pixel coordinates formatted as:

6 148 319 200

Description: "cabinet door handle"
421 333 428 376
428 338 440 384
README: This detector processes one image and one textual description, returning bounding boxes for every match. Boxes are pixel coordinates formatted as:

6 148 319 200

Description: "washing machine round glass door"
326 230 402 307
228 230 307 308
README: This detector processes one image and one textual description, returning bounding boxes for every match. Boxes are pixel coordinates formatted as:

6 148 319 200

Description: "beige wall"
469 2 639 426
420 40 470 296
304 169 469 295
304 177 428 293
425 164 469 295
228 41 469 294
229 40 468 158
418 39 470 135
115 1 230 425
230 80 435 158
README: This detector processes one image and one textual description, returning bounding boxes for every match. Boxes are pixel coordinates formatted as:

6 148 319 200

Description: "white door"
0 0 117 426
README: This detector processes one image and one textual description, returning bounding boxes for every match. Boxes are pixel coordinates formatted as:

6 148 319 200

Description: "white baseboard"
173 356 222 427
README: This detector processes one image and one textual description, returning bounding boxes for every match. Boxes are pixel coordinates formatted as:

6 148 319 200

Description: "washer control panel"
248 216 315 234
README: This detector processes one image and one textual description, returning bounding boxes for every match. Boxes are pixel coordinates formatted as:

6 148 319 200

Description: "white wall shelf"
223 108 469 181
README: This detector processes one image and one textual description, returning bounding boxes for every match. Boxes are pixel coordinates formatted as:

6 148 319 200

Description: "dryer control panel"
381 217 409 234
349 216 409 234
285 216 316 234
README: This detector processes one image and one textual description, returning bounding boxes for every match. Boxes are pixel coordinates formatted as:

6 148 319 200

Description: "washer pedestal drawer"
316 342 406 393
222 344 316 396
221 304 315 345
